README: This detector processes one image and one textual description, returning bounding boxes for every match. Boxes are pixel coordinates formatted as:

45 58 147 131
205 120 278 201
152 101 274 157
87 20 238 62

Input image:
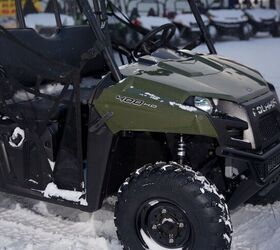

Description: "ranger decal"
116 95 157 109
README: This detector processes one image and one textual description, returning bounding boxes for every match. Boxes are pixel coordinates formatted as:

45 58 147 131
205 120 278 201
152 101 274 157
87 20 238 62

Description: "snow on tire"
115 162 232 250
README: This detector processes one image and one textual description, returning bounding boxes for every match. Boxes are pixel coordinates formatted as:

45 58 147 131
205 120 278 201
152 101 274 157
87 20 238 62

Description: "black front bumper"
217 143 280 209
214 91 280 183
249 19 278 32
213 91 280 208
217 143 280 184
212 21 246 35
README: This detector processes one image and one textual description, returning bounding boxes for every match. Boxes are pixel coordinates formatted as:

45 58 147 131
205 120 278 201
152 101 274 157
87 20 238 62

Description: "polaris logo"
252 98 277 117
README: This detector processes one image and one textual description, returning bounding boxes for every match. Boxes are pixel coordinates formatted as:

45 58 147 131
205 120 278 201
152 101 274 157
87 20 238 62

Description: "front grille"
262 19 274 24
190 23 198 28
259 111 280 142
256 152 280 179
267 153 280 173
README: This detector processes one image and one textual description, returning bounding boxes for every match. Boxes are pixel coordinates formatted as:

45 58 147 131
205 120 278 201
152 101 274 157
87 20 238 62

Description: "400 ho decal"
116 95 157 109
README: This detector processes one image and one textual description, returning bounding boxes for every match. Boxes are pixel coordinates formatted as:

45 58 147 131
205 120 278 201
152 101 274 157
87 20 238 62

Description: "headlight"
194 96 214 114
241 14 248 21
209 14 216 20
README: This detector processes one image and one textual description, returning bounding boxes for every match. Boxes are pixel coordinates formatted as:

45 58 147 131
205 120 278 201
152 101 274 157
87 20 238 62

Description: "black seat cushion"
8 87 94 121
8 98 66 121
0 25 108 86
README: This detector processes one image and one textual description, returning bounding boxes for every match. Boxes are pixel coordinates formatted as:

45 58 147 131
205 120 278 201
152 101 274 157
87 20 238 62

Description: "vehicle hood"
245 8 279 22
119 53 269 104
137 16 180 37
208 9 248 23
173 13 209 27
138 16 173 30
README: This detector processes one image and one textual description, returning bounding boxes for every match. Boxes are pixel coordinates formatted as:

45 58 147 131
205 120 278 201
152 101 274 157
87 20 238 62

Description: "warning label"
0 0 43 16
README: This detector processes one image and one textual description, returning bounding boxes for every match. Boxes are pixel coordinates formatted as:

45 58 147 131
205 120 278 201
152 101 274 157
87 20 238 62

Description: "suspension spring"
177 134 187 165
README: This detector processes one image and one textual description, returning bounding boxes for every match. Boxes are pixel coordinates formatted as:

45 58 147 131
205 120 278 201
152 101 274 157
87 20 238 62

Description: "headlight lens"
194 96 214 114
241 14 248 21
208 14 216 20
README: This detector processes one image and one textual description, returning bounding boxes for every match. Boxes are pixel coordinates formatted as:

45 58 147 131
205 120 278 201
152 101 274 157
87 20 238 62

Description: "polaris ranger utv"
0 0 280 249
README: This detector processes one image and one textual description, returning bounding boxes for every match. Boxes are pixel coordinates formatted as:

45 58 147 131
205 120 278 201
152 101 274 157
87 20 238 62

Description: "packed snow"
43 183 88 206
0 37 279 249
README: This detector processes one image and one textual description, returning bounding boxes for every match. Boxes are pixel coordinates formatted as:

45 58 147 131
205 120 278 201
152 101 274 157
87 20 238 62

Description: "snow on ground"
212 35 280 89
0 36 279 250
0 194 121 250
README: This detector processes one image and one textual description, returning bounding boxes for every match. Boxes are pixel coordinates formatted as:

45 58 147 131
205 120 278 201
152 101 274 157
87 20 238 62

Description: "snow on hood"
245 8 280 22
173 13 209 27
127 1 165 17
138 16 172 30
138 16 180 38
25 13 75 29
208 9 248 23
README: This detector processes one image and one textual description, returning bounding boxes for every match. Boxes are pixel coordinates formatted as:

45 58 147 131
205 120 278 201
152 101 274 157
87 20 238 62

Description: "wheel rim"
243 24 251 35
208 25 217 39
137 200 194 249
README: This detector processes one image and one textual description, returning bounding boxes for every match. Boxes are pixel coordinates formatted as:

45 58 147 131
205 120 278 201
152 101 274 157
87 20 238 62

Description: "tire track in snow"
0 193 121 250
2 191 280 250
232 203 280 250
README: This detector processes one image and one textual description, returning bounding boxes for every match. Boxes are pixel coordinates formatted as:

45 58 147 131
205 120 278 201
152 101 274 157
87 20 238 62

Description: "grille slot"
256 152 280 179
259 111 280 142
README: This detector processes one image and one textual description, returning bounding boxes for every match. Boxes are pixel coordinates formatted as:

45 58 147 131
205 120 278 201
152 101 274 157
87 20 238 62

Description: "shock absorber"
177 134 187 165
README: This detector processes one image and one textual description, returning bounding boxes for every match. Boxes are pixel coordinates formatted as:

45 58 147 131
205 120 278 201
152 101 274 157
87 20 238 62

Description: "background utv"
0 0 280 249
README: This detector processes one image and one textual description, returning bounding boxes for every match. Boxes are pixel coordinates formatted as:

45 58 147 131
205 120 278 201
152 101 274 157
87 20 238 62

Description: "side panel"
94 78 218 138
86 108 114 210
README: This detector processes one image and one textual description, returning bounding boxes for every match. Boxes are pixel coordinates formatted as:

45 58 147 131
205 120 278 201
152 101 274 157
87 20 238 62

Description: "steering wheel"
133 23 176 58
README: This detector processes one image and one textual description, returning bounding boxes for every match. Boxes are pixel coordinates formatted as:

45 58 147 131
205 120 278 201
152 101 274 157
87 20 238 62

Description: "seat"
8 98 66 120
0 25 108 86
7 82 97 120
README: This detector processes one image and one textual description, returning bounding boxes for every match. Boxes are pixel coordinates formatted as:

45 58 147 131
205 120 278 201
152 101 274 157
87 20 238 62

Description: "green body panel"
94 52 269 136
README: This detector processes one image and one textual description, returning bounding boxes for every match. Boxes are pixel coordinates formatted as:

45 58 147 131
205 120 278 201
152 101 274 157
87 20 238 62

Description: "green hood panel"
94 78 218 137
119 53 269 103
94 52 269 136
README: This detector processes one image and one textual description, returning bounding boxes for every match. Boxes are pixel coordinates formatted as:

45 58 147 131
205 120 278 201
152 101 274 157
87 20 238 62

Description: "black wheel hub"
138 201 192 249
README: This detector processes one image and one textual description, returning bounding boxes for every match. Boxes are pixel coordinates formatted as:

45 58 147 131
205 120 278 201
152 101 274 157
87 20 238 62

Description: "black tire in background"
115 162 232 250
271 23 280 37
208 25 218 42
239 24 251 40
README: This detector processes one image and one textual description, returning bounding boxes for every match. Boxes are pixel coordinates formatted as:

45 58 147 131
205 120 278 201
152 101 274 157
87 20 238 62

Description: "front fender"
94 79 218 138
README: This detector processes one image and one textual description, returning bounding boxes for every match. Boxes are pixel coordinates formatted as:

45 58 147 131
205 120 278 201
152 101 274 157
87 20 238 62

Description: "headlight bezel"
184 96 220 115
194 96 214 114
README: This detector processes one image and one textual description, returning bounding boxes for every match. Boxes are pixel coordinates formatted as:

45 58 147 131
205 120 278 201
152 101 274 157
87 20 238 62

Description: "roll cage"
3 0 217 84
0 0 216 212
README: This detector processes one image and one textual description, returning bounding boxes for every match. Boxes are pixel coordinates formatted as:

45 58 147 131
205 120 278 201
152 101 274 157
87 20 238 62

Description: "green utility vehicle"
0 0 279 249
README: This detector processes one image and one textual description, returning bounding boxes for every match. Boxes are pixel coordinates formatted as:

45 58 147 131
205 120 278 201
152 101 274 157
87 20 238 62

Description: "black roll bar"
52 0 63 28
15 0 26 28
187 0 217 54
78 0 122 82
